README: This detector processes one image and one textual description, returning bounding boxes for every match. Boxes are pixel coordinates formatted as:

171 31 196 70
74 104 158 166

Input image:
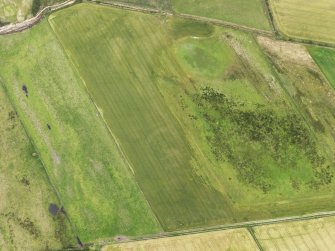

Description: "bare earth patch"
257 36 316 69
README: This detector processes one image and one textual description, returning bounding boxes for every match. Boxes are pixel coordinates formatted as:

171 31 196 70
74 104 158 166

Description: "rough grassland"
0 20 160 242
50 3 335 231
172 0 272 31
103 228 258 251
254 217 335 250
269 0 335 44
0 0 32 22
309 47 335 90
0 0 64 23
0 86 74 250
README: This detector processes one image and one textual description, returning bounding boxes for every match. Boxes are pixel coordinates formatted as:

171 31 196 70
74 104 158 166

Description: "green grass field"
309 47 335 89
269 0 335 44
0 86 74 250
172 0 272 31
0 20 160 242
48 3 335 233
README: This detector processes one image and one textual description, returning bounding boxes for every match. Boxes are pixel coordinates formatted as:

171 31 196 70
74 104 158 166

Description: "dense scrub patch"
193 87 333 192
31 0 41 15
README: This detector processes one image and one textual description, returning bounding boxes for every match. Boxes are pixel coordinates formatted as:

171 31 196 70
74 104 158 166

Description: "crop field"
0 86 74 250
309 47 335 90
0 19 160 243
49 4 233 231
0 0 32 23
172 0 272 31
48 2 335 234
268 0 335 44
254 216 335 250
103 228 258 251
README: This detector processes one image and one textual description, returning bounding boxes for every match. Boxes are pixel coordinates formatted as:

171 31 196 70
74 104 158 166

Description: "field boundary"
89 0 335 49
262 0 278 35
264 0 335 48
0 79 81 249
247 227 264 251
89 0 272 36
79 210 335 250
1 0 335 49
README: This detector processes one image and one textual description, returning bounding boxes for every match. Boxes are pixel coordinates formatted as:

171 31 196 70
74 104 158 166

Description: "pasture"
172 0 272 31
103 228 258 251
0 86 74 250
254 216 335 250
309 47 335 89
269 0 335 44
49 3 335 233
0 20 160 242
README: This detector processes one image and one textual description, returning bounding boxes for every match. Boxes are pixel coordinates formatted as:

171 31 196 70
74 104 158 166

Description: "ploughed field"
269 0 335 44
49 3 335 233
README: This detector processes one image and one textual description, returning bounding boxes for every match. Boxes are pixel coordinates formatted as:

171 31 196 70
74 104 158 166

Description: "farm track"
83 210 335 249
1 0 335 49
90 1 335 49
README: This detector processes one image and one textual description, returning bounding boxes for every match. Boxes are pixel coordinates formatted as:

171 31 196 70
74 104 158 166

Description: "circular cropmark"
175 37 234 78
